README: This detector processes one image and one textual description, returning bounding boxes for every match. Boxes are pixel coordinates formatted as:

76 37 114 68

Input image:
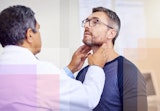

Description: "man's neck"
91 45 119 63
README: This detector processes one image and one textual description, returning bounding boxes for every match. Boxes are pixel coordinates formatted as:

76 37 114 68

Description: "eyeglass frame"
81 17 113 29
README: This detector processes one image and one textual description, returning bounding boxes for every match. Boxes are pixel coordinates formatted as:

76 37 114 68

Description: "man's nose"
84 27 90 32
84 21 90 28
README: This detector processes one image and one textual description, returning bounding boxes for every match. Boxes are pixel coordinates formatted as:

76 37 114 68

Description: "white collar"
2 45 37 60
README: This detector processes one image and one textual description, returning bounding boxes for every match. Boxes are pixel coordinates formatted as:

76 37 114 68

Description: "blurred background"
0 0 160 110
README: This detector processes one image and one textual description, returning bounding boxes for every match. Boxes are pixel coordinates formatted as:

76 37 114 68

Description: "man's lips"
84 31 92 36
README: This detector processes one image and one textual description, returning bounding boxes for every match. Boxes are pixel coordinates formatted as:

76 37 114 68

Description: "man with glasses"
76 7 147 111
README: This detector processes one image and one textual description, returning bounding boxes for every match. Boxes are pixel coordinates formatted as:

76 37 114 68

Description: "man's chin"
83 41 92 47
83 42 102 47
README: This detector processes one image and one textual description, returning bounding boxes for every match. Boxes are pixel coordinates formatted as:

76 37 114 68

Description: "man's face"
82 12 111 47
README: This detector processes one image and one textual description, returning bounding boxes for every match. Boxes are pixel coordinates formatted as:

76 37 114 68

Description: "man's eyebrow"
86 17 99 20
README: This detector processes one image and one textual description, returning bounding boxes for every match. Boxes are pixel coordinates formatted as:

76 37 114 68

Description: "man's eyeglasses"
82 18 113 29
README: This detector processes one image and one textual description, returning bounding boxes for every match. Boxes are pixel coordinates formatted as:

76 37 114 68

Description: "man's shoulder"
122 56 145 86
122 57 141 74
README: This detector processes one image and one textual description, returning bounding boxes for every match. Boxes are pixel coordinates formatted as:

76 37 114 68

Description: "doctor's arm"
61 44 108 109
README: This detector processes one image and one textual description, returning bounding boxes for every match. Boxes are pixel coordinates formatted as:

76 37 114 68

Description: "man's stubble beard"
83 37 103 47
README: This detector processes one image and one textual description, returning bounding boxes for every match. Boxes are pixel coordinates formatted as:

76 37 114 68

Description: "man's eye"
92 19 98 24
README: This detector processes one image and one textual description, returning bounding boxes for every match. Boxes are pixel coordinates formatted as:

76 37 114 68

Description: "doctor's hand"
88 43 108 68
67 45 91 73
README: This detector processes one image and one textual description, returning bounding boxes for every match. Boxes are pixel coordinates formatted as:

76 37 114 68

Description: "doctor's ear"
26 28 34 43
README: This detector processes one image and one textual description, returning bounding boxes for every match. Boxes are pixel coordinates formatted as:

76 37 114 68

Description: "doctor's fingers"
75 45 91 55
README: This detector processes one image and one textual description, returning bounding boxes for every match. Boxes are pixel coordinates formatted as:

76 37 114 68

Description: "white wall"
0 0 81 68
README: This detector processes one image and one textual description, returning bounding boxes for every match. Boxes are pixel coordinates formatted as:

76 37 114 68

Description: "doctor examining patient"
0 5 147 111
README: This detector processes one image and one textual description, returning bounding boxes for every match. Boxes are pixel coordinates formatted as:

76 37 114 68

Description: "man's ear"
107 29 117 40
26 28 34 43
